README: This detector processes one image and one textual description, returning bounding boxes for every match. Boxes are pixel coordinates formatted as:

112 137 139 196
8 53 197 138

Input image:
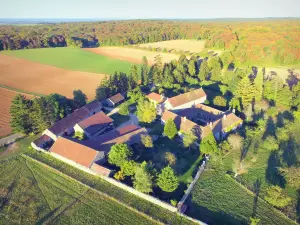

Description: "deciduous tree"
199 133 218 155
73 89 87 108
133 161 153 193
108 143 132 167
141 134 153 148
163 119 178 139
264 186 291 208
183 130 197 150
136 100 156 123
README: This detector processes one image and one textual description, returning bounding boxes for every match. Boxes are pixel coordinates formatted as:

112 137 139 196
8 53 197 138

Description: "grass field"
137 40 206 54
0 156 158 225
2 47 134 75
186 171 297 225
0 87 34 137
85 46 180 65
0 136 196 225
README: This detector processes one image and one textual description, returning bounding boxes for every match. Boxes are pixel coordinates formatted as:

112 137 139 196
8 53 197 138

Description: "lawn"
2 47 135 74
186 171 297 225
0 156 157 225
110 113 131 127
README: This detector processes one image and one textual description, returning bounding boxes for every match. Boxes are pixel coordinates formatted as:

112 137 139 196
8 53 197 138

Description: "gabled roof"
50 137 100 168
77 111 113 135
108 93 124 105
161 110 200 134
147 92 164 103
167 88 206 108
83 101 102 112
82 125 146 152
32 134 52 146
200 112 243 139
48 107 90 135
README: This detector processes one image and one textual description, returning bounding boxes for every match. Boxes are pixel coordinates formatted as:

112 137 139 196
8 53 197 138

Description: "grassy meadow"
2 47 135 74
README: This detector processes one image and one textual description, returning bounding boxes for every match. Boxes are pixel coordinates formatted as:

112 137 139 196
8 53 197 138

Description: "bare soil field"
0 88 34 137
137 40 206 53
0 54 104 100
84 47 180 65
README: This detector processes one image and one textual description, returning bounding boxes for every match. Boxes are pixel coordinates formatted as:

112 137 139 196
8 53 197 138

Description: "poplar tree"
235 76 257 108
198 60 209 81
141 56 149 85
254 70 264 101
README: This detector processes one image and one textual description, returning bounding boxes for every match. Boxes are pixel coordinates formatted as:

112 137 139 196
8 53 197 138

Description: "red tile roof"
147 93 164 103
83 101 102 112
108 93 124 105
78 111 113 135
82 125 146 152
167 88 206 108
90 163 111 177
48 107 90 135
161 110 199 134
32 134 52 146
50 137 100 168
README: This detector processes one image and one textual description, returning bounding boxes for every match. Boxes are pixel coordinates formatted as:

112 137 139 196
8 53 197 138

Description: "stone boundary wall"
178 160 206 212
30 147 207 224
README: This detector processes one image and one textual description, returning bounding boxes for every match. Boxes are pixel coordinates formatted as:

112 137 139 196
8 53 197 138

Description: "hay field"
85 47 180 65
0 54 104 100
0 87 34 137
137 40 206 53
265 67 300 81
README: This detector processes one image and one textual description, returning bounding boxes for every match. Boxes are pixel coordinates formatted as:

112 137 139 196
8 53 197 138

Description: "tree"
118 102 130 115
264 186 291 208
183 130 197 150
208 56 222 81
165 152 177 165
157 166 179 192
152 54 163 85
280 167 300 189
136 100 156 123
163 119 178 139
213 96 227 107
121 160 137 177
131 64 139 85
254 70 264 102
227 134 243 152
261 136 279 151
199 133 218 155
235 76 257 108
10 94 32 134
188 60 196 77
108 143 132 167
133 161 153 193
73 131 85 140
141 134 153 148
73 89 87 108
198 60 209 81
141 56 149 85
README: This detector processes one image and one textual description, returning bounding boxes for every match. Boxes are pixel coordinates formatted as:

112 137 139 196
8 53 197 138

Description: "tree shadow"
296 190 300 223
286 69 299 89
36 206 61 225
281 138 297 167
252 109 265 122
252 179 261 217
185 202 248 225
263 117 277 140
265 151 286 188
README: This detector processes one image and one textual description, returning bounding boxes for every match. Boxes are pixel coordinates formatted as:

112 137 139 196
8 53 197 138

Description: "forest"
0 19 300 66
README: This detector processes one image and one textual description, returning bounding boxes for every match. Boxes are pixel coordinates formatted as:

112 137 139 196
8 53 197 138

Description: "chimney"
209 122 212 128
183 116 187 122
232 108 236 114
223 114 227 120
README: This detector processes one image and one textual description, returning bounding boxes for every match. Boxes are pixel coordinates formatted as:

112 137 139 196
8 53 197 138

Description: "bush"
119 102 130 115
170 199 178 207
213 96 227 107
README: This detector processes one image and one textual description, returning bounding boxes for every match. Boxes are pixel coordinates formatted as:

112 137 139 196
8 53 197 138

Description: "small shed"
106 93 125 107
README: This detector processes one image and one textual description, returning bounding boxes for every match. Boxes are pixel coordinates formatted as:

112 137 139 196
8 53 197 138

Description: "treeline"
10 90 87 134
1 20 299 66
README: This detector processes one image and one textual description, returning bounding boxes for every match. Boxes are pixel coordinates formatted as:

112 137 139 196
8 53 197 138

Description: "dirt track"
84 47 179 65
0 54 104 100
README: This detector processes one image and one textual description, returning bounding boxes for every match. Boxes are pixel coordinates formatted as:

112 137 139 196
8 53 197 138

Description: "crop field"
2 47 134 74
0 87 34 137
137 40 206 54
85 46 180 65
0 156 158 225
186 171 296 225
0 54 104 100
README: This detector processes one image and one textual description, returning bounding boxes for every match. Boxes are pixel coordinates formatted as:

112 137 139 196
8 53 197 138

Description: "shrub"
157 166 179 192
73 131 86 140
213 96 227 107
170 199 177 207
165 152 177 165
264 186 291 208
141 134 153 148
119 102 130 115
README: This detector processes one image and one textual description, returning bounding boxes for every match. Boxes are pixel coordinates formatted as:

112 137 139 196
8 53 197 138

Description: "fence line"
178 160 206 213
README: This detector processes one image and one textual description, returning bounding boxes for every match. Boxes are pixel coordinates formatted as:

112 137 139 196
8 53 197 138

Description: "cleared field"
0 87 34 137
186 171 296 225
0 54 104 100
85 46 180 65
265 67 300 81
0 156 158 225
2 47 134 74
137 40 206 53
